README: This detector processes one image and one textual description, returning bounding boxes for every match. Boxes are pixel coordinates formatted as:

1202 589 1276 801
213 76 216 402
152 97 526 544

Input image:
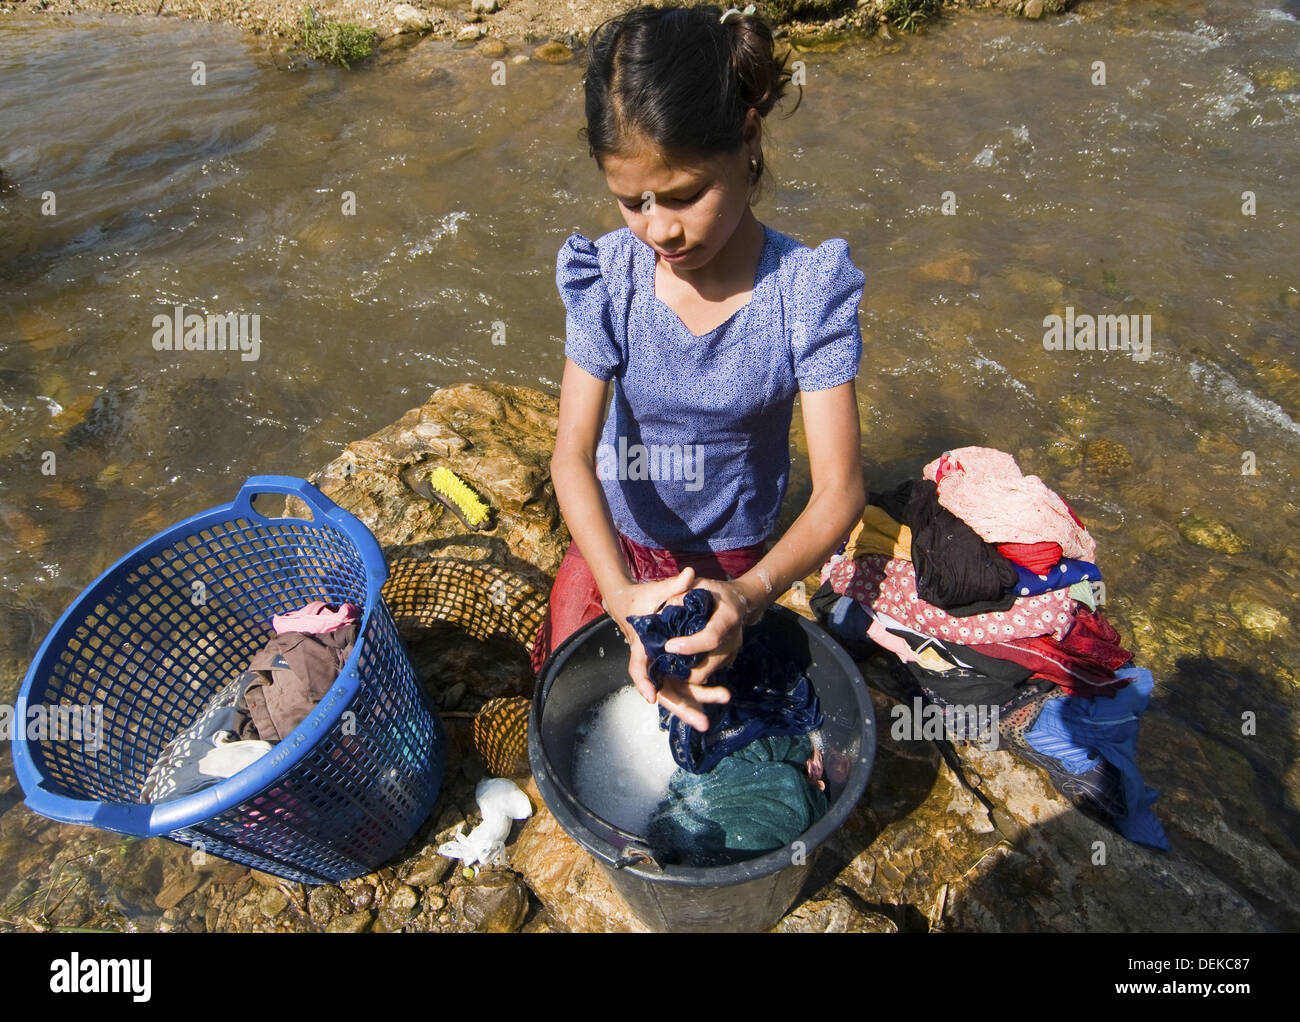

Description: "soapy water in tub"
570 682 827 838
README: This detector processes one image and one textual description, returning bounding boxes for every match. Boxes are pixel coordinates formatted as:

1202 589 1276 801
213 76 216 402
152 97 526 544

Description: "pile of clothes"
811 446 1168 850
626 590 829 866
140 601 361 803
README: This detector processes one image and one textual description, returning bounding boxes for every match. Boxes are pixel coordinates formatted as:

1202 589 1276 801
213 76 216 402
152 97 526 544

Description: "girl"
531 2 867 733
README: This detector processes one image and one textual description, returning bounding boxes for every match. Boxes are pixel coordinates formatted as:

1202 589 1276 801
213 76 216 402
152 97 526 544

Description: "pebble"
259 887 289 918
326 910 374 933
391 2 431 33
389 882 419 913
402 849 453 888
308 886 349 925
533 41 574 64
449 872 528 932
349 881 376 910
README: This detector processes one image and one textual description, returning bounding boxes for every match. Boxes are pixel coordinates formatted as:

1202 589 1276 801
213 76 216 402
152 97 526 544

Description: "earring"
750 156 761 177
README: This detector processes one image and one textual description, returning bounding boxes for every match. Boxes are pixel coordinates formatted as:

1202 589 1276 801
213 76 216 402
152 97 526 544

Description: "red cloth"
996 541 1064 574
974 607 1134 698
529 534 765 675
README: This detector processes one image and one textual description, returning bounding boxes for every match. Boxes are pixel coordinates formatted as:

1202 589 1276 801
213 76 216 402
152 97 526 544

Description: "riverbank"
0 0 1075 63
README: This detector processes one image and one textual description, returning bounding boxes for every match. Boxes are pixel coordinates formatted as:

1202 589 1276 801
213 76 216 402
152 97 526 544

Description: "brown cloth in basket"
237 624 358 743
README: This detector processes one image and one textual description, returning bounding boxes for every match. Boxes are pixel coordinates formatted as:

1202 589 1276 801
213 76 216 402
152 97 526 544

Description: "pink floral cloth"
921 446 1096 562
821 554 1075 644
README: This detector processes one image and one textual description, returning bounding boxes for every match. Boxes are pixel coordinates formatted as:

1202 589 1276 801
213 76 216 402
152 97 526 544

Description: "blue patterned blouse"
557 223 865 553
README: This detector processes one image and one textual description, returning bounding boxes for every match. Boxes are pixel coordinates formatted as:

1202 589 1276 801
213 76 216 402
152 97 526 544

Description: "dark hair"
580 3 802 202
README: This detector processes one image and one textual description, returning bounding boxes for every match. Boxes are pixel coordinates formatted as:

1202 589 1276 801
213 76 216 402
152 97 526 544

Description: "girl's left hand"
659 578 755 703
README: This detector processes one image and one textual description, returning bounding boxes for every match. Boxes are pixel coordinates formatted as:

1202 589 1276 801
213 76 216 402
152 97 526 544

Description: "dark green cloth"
646 734 828 867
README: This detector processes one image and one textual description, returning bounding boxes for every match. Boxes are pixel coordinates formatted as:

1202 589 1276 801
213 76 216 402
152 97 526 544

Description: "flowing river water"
0 1 1297 929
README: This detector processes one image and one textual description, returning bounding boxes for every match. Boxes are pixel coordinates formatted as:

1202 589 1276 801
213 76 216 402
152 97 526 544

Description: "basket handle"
232 475 389 599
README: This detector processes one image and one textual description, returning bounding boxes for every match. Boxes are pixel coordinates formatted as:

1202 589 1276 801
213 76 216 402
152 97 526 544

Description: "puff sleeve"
789 238 865 391
557 233 623 381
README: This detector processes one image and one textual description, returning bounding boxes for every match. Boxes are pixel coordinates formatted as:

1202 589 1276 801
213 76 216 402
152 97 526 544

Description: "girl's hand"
653 578 755 728
606 569 739 733
606 566 698 698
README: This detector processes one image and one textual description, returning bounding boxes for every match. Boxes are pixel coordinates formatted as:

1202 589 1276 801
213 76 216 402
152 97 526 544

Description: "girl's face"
601 112 761 273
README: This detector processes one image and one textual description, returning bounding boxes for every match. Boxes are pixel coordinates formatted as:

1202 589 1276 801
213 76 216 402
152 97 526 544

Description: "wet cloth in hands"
627 590 823 774
1026 665 1168 849
646 733 828 867
238 623 358 742
627 587 715 686
905 479 1019 610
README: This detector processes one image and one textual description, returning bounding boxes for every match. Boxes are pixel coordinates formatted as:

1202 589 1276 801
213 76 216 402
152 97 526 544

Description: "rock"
288 382 561 575
448 871 528 932
457 25 484 41
1229 597 1286 639
392 3 431 33
477 37 507 58
471 0 497 11
326 910 374 933
259 887 289 918
194 858 247 884
916 254 978 286
439 681 467 709
772 891 898 933
424 891 446 913
510 779 650 932
533 41 574 64
154 872 201 911
1082 438 1134 478
1178 515 1249 554
3 877 37 911
1023 0 1044 18
308 885 350 925
1004 265 1065 303
346 881 376 910
1259 68 1300 91
402 849 454 888
389 882 420 914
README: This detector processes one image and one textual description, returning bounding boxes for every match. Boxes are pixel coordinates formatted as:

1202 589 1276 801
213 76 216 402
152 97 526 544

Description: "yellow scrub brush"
428 466 491 530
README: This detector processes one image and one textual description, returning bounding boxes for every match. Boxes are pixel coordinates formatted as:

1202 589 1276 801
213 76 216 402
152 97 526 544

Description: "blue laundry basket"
11 475 445 885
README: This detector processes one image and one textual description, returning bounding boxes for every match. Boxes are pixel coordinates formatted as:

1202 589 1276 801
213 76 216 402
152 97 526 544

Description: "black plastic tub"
528 606 876 933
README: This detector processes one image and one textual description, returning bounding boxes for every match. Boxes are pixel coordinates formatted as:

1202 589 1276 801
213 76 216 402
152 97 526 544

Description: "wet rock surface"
1 382 1294 933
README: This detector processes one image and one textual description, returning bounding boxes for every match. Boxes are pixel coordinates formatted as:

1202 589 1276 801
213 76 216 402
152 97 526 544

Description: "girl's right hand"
606 567 729 731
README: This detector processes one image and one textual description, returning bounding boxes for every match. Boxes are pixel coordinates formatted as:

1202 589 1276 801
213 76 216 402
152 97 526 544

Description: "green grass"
881 0 944 33
298 7 378 69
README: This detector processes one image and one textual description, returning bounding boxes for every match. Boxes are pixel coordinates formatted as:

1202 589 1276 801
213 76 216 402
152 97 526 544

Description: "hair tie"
720 4 756 24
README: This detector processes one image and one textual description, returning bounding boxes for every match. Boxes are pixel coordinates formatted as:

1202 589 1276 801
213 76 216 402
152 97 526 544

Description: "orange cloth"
846 505 911 561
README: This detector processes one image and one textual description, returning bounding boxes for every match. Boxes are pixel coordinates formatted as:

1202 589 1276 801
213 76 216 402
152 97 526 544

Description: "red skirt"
529 533 765 675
